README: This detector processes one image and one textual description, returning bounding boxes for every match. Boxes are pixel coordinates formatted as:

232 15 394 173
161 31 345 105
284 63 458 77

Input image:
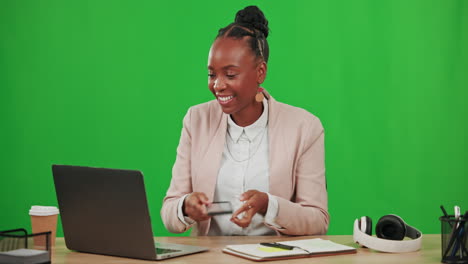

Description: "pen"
462 212 468 257
260 242 295 250
457 211 468 258
444 221 460 257
454 206 461 257
440 205 452 228
440 205 449 218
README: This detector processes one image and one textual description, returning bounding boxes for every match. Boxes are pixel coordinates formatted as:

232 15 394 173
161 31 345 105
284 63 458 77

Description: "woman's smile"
217 94 236 105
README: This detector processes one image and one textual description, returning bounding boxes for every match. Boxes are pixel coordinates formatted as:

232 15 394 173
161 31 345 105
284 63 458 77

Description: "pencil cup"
29 206 59 248
440 216 468 264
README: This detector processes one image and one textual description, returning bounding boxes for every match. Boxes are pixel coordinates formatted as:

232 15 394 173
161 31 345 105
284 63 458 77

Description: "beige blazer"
161 90 329 236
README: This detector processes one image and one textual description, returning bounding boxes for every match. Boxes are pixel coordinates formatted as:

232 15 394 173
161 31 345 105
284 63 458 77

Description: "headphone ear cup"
359 216 372 235
376 215 406 240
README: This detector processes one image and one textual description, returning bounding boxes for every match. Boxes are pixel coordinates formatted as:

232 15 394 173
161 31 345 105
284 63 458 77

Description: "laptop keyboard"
156 248 182 254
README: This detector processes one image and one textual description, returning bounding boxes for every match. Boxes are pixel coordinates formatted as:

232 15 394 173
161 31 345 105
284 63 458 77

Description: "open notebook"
223 238 357 261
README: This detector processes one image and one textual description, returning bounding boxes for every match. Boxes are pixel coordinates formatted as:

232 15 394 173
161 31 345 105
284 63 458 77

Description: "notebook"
223 238 357 261
52 165 208 260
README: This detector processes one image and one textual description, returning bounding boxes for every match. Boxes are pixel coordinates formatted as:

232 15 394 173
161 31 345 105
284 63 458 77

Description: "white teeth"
219 96 234 102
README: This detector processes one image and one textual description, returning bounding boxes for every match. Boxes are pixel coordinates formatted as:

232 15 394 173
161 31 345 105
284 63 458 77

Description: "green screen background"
1 0 467 236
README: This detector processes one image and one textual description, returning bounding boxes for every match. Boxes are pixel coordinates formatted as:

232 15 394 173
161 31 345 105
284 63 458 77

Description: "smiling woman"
208 37 265 126
161 5 329 236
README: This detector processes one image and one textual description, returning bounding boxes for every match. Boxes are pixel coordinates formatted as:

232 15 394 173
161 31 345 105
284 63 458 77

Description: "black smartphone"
207 201 233 216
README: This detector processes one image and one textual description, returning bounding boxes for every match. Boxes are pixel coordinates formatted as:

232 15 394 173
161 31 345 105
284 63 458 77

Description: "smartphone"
207 201 233 216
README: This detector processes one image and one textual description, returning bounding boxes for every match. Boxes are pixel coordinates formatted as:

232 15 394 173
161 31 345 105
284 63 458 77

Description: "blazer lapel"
198 112 227 201
266 91 290 198
195 110 227 235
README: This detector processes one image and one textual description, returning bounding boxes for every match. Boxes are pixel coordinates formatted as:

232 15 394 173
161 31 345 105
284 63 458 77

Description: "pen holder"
440 216 468 264
0 228 51 264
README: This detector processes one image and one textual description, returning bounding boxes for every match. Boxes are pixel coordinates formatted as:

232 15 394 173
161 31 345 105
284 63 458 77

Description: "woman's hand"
183 192 211 221
230 190 269 228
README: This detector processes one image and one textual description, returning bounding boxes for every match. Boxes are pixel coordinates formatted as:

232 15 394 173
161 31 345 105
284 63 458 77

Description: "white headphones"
353 214 423 253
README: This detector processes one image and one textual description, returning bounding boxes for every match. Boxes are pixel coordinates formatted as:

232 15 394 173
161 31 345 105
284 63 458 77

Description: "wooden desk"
52 234 442 263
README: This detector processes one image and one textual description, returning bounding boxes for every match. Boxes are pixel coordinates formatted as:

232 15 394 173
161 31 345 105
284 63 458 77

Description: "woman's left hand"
230 190 269 228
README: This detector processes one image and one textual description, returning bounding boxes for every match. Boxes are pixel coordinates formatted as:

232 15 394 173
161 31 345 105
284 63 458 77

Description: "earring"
255 87 264 102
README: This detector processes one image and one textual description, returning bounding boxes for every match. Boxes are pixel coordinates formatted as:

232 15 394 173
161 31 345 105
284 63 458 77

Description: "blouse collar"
227 98 268 143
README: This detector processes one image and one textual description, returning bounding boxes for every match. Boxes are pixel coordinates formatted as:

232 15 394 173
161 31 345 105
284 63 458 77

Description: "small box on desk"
0 229 51 264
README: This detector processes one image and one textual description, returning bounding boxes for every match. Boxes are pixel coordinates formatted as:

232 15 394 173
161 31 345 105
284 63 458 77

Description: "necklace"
226 126 267 163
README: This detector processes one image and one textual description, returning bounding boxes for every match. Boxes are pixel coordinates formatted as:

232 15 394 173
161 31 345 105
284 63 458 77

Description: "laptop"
52 165 208 260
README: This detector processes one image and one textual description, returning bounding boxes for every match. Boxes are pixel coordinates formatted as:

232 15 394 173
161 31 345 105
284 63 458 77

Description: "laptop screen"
52 165 157 260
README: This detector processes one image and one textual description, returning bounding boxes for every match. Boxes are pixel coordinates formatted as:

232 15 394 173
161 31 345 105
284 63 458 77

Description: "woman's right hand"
183 192 211 221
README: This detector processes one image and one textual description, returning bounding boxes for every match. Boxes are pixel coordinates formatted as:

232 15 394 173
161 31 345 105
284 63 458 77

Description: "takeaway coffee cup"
29 206 59 247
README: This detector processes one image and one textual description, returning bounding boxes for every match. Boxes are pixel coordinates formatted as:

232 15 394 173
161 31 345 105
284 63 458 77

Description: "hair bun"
234 6 269 38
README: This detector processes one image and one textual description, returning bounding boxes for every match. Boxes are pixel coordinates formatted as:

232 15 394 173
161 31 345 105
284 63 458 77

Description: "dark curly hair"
216 6 270 63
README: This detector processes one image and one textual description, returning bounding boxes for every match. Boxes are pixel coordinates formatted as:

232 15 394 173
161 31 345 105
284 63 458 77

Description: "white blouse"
177 99 281 235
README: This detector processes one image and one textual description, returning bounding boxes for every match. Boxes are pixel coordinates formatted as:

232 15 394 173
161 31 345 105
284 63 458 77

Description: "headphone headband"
353 219 423 253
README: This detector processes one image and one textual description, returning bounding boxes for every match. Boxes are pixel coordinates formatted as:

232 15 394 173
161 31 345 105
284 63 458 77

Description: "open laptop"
52 165 208 260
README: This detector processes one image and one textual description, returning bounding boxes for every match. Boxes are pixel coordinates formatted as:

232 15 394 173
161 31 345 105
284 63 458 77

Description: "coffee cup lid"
29 206 60 216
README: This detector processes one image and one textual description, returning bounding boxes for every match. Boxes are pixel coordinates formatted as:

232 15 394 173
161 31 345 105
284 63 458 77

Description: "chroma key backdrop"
1 0 467 236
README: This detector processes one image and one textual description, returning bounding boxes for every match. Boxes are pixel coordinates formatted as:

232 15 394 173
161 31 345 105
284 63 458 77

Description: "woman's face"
208 37 265 115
